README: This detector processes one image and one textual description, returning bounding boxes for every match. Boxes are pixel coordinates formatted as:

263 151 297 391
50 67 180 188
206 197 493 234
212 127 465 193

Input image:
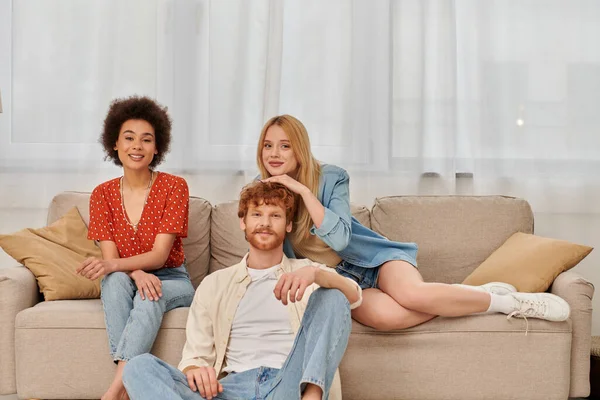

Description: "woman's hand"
262 175 310 196
76 257 117 280
131 270 163 301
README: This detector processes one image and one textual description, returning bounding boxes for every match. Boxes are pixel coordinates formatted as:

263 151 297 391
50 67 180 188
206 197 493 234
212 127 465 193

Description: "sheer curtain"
455 0 600 214
390 0 600 214
0 0 386 211
4 0 392 173
1 0 600 338
163 0 393 172
3 0 600 206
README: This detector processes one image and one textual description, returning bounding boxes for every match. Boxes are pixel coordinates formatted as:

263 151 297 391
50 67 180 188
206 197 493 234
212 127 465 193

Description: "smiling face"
114 119 158 171
261 124 299 178
240 201 292 251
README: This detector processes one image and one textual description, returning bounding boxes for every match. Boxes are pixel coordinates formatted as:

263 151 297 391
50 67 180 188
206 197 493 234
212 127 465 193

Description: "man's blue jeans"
122 288 352 399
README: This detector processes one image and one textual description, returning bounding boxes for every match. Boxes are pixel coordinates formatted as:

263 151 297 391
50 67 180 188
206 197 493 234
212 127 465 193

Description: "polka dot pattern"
87 172 190 268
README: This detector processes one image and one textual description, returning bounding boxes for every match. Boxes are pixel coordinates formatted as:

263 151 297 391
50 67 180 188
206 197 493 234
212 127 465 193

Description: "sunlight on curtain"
4 0 600 212
456 0 600 213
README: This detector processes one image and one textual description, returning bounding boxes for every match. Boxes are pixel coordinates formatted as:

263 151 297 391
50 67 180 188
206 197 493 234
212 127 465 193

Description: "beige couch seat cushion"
16 299 189 329
342 315 572 400
15 300 190 399
350 312 571 335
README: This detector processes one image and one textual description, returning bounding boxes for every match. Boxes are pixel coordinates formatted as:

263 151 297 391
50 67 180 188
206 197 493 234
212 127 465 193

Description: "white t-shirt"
223 265 295 373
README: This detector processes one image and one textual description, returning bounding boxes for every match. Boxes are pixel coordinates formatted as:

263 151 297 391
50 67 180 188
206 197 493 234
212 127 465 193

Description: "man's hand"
274 266 318 305
76 257 117 280
186 366 223 399
131 270 163 301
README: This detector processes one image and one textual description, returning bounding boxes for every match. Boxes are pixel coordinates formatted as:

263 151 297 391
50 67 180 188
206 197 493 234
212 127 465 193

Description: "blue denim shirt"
283 164 418 268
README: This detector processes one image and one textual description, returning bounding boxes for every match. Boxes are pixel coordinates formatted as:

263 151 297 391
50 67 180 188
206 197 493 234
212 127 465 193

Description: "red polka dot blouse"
87 172 189 268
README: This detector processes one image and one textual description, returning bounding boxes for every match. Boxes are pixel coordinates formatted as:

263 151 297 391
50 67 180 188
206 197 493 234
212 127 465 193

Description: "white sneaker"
507 292 571 322
455 282 517 296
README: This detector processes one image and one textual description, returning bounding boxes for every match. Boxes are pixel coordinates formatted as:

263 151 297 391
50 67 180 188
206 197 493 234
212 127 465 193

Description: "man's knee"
307 288 349 313
123 353 157 379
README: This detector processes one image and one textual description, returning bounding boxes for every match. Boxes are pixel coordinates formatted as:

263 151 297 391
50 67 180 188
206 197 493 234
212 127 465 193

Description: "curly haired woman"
76 96 194 400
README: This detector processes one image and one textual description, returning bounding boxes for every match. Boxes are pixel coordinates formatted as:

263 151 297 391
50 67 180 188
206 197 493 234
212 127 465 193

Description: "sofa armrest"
550 269 595 398
0 265 39 395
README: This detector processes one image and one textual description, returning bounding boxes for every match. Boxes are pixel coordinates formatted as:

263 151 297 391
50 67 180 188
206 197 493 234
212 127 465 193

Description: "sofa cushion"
0 267 38 395
15 299 189 398
15 299 189 329
209 202 371 273
47 192 212 288
14 299 572 400
463 232 593 292
0 207 102 300
370 196 534 284
341 315 571 400
351 205 371 228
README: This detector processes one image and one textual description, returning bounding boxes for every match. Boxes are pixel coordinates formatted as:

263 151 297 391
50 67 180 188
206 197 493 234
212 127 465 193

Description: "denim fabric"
267 289 351 399
283 164 419 269
101 265 195 362
335 260 381 290
122 288 352 400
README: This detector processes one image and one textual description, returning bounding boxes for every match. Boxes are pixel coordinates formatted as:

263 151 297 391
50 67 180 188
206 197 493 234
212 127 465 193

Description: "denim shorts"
335 261 381 290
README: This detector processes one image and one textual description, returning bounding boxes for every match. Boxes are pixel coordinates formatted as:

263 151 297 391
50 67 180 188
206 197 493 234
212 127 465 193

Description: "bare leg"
101 361 130 400
378 260 491 316
302 383 323 400
351 288 436 330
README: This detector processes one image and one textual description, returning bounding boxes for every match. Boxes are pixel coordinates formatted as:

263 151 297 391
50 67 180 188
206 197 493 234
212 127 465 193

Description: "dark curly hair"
238 181 296 223
101 95 172 168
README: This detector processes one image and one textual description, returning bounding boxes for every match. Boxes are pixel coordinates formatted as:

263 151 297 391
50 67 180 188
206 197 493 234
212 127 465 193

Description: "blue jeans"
122 288 352 400
101 265 195 362
335 260 381 290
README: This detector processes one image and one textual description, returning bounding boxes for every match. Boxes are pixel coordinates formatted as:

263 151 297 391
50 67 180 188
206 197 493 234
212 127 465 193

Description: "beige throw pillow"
462 232 592 292
0 207 102 300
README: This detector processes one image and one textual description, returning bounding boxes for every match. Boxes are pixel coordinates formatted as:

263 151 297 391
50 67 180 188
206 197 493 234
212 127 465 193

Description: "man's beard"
245 227 285 251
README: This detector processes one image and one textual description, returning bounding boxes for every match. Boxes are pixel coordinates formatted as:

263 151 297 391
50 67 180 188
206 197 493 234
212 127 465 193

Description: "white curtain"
5 0 392 172
3 0 600 210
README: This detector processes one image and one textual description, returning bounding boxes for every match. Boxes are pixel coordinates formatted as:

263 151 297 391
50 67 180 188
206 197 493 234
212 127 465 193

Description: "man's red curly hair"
238 181 296 223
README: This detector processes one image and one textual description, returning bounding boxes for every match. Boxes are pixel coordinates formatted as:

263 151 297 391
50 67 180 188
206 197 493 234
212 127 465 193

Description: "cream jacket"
178 253 363 400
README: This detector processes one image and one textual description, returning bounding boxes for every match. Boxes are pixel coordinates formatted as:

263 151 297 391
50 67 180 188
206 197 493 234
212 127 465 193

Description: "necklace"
120 171 154 232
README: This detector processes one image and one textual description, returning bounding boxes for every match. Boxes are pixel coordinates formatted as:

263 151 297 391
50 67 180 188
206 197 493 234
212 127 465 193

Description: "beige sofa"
0 192 594 400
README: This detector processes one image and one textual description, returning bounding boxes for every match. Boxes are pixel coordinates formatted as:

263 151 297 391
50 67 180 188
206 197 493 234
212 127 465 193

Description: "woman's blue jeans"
101 265 195 362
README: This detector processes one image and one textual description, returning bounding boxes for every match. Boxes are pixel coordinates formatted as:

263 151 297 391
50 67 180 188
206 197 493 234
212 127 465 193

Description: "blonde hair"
257 115 321 242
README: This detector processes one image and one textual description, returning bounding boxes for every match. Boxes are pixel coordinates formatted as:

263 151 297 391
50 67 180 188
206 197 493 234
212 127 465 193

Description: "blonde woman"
257 114 570 331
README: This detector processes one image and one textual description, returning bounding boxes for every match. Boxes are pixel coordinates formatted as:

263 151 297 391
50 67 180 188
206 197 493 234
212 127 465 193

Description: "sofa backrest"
47 192 533 288
208 201 371 273
47 192 212 288
370 196 533 284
